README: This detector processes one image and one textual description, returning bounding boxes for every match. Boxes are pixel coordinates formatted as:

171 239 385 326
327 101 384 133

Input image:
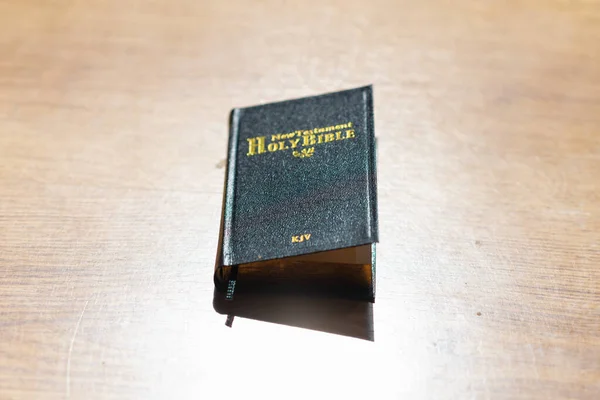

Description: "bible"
214 86 378 301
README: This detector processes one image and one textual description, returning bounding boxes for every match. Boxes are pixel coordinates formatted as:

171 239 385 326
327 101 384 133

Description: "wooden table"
1 1 599 399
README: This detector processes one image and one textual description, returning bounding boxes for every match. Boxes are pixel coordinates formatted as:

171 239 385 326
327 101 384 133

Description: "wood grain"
1 0 599 399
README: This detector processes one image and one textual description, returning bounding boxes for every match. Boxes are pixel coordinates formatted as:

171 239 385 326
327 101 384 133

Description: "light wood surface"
1 1 599 399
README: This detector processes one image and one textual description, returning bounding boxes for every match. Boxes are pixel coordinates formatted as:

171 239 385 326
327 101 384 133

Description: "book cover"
214 86 378 301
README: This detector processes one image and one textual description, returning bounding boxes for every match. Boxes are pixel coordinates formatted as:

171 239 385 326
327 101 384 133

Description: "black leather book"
214 86 378 301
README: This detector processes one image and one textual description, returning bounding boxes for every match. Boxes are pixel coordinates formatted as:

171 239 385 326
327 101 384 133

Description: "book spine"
225 265 238 301
221 108 242 266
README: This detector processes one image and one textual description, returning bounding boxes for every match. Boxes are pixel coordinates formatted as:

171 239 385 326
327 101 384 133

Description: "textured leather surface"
220 86 378 266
